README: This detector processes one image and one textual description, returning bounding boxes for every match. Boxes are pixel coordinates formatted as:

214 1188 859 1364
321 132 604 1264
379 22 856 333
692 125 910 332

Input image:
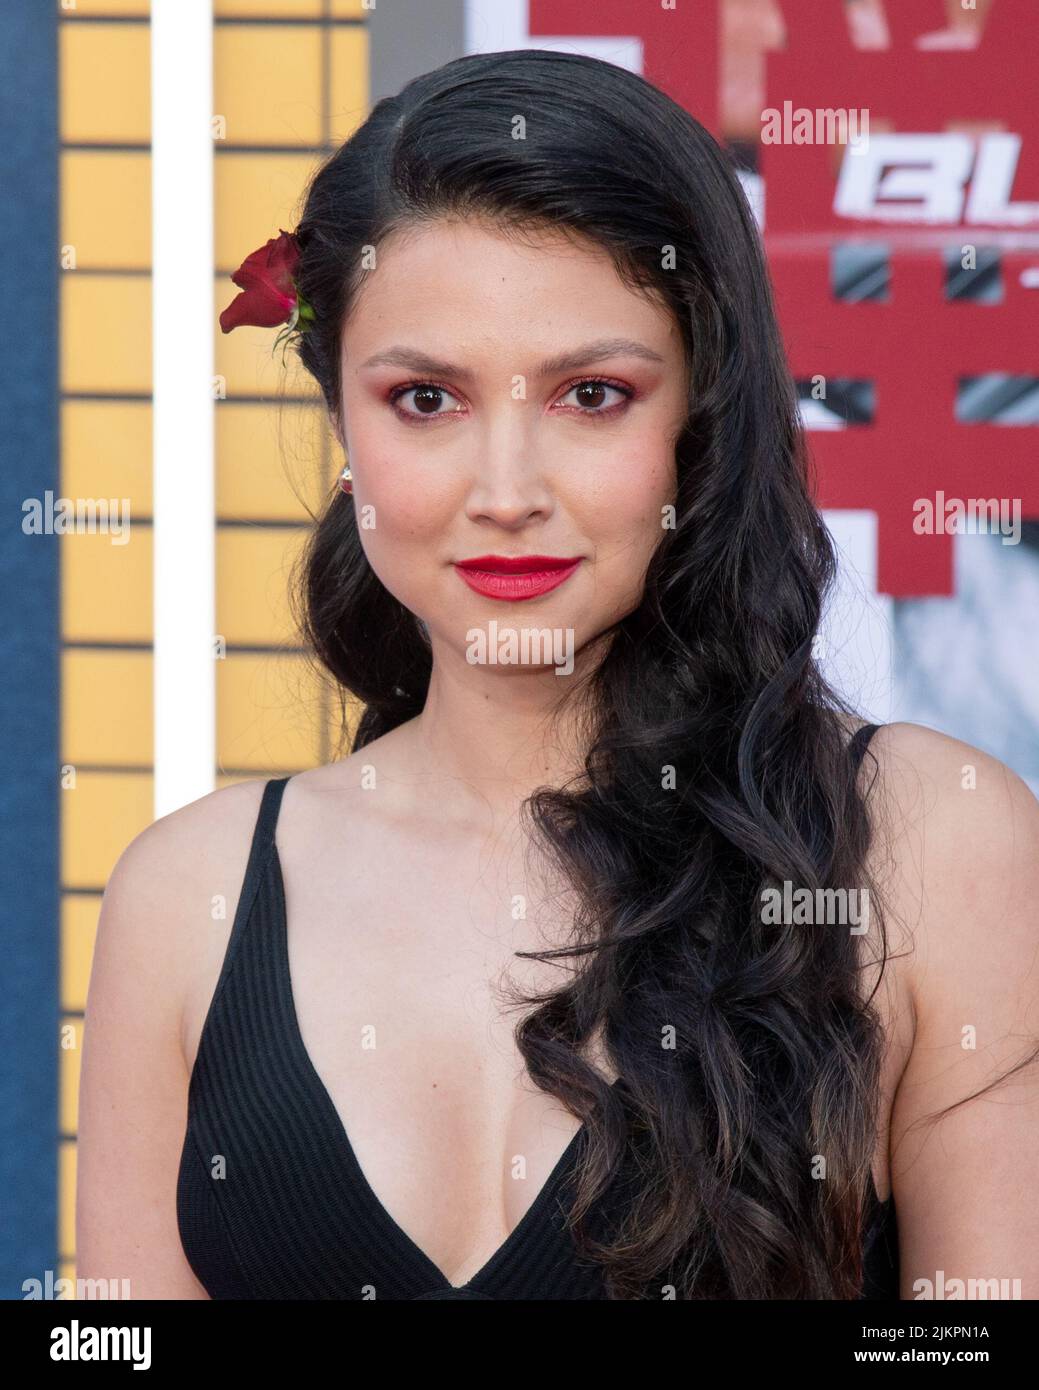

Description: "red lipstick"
453 554 583 601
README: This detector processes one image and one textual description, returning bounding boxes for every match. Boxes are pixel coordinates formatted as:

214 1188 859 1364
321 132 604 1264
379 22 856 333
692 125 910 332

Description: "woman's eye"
556 380 631 413
389 378 631 420
390 383 465 418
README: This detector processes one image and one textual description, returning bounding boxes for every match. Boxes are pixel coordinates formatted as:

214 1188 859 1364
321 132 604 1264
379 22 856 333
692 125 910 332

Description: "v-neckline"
267 833 613 1294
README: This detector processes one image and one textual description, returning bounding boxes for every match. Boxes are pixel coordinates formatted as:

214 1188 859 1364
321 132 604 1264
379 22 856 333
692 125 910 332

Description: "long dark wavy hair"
285 47 890 1300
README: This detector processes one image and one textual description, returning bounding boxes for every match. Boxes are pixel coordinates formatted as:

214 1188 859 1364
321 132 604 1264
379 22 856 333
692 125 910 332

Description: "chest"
182 807 913 1292
275 818 596 1287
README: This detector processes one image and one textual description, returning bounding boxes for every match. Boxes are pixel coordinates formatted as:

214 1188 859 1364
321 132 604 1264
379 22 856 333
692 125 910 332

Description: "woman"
77 49 1039 1300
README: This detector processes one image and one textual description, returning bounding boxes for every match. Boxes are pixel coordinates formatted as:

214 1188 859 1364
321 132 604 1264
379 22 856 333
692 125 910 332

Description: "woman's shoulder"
96 778 277 1063
101 775 274 910
853 719 1039 1034
108 719 418 907
104 776 272 909
854 719 1039 855
836 715 1035 826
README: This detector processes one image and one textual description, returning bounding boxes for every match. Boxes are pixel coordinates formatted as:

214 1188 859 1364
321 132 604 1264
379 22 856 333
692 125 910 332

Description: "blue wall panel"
0 0 59 1301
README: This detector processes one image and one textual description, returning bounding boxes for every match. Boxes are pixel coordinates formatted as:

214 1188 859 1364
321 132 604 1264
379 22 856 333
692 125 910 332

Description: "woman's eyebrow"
358 337 666 381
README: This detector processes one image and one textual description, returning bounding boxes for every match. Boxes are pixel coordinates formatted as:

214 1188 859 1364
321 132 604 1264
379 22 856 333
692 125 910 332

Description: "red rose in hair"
219 228 314 334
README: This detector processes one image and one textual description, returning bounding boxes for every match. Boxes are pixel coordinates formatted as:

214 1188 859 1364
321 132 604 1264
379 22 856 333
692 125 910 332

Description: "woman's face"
336 218 688 668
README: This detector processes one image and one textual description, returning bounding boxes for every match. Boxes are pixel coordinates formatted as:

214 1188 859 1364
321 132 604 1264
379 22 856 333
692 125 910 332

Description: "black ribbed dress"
176 723 899 1299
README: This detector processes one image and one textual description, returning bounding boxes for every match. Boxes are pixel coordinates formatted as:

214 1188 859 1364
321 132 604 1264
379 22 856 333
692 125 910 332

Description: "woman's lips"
453 555 583 601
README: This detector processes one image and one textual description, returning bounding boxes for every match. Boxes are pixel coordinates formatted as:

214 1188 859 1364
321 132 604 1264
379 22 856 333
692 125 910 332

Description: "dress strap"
251 776 291 858
209 776 291 1005
848 721 882 772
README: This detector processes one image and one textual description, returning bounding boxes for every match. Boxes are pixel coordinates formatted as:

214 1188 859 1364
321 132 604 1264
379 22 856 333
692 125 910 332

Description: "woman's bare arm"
872 723 1039 1300
75 780 264 1299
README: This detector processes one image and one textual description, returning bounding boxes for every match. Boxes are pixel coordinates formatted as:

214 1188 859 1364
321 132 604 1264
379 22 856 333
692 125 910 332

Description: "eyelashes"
387 382 465 421
557 380 635 416
387 377 637 423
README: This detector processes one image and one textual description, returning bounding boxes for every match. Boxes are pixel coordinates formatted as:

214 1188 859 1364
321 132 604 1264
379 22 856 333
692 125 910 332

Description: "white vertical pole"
151 0 215 817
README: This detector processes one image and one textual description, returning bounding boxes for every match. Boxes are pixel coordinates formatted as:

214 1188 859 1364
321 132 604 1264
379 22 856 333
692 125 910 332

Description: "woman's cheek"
351 464 452 611
355 521 431 616
576 459 672 546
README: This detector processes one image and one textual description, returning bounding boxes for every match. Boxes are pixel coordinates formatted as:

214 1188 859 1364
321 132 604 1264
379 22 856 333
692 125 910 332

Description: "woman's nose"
461 407 555 524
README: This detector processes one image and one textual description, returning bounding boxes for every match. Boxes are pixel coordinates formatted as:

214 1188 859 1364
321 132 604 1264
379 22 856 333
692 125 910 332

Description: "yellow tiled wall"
61 0 369 1283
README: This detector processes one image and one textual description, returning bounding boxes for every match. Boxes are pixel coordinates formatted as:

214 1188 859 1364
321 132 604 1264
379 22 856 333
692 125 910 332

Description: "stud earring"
338 464 352 495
